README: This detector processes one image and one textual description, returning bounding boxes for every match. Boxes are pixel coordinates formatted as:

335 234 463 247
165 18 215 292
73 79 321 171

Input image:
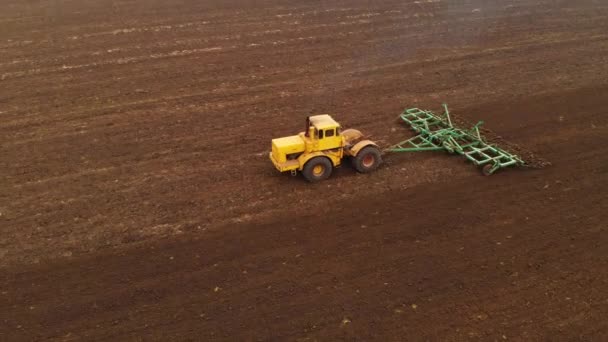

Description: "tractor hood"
271 134 305 162
272 135 305 154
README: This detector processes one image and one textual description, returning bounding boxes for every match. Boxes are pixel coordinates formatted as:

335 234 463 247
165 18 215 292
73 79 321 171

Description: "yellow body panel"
269 152 299 172
271 135 305 163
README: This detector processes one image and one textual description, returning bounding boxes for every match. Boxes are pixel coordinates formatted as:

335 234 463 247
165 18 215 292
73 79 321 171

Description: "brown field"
1 0 608 340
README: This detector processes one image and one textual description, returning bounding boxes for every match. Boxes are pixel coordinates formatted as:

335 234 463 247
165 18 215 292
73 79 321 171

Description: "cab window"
318 129 324 139
326 129 335 137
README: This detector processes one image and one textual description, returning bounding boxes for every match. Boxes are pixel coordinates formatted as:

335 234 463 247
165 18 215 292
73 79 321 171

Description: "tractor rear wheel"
352 146 382 173
302 157 333 182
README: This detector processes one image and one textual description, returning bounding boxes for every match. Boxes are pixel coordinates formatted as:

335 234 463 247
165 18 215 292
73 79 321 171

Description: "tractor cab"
304 114 343 150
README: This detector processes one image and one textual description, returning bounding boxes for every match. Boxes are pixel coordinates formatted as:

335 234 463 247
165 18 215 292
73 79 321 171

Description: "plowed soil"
1 0 607 340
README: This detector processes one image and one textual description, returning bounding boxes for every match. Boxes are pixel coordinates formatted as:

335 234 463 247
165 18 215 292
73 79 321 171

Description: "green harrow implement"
385 104 525 175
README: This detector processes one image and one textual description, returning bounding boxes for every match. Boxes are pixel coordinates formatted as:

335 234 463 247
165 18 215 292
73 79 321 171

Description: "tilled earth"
1 0 607 340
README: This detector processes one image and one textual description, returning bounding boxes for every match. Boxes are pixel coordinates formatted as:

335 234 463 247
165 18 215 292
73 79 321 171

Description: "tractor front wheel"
302 157 333 183
352 146 382 173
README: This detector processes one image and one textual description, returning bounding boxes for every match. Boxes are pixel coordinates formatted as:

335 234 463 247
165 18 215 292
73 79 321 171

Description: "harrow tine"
442 103 453 127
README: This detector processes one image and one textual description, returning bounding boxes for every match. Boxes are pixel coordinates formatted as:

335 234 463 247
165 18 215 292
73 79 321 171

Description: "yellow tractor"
269 114 382 182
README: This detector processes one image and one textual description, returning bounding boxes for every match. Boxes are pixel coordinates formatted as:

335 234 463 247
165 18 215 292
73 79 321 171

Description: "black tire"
302 157 333 182
352 146 382 173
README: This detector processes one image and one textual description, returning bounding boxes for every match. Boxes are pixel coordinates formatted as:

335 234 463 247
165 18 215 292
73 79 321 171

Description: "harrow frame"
385 104 525 175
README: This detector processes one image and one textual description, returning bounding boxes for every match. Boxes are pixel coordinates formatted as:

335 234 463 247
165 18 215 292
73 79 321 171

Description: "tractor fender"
341 128 364 144
298 152 339 169
347 139 378 157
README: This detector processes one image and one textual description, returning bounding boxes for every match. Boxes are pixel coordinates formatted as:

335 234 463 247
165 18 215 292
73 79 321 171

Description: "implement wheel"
352 146 382 173
302 157 333 182
482 163 495 176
